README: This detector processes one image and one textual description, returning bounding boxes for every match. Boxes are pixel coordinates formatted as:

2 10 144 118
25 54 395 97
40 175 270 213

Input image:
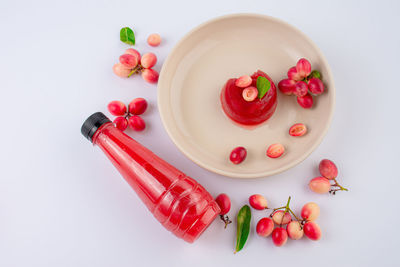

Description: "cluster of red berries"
107 98 148 132
249 195 322 246
278 58 324 109
113 49 159 83
229 123 308 164
214 193 323 248
309 159 348 194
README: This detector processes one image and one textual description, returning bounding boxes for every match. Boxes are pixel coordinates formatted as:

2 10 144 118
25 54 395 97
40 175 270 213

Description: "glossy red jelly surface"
92 123 220 243
220 70 278 126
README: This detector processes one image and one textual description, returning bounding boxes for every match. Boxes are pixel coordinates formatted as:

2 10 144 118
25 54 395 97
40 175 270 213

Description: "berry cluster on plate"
278 58 325 109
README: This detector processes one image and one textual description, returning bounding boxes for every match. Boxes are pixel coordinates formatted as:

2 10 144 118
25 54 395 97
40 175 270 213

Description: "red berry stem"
219 214 232 229
269 198 304 224
287 207 302 223
280 196 291 226
329 178 348 194
128 65 144 77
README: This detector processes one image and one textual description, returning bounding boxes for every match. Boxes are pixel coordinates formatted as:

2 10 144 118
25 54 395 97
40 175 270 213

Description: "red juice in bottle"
81 112 220 243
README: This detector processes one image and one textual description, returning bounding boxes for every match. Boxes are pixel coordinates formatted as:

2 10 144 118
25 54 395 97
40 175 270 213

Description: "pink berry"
113 116 128 131
107 100 127 116
249 194 268 210
256 218 274 237
230 146 247 164
129 98 148 115
289 123 307 137
272 227 288 247
319 159 338 180
235 75 252 88
296 58 312 77
125 48 141 61
119 54 138 69
128 115 146 131
272 210 292 225
215 193 231 215
308 77 324 95
309 177 331 194
278 79 295 95
297 93 313 109
286 221 304 240
266 143 285 158
113 63 131 78
303 221 322 241
147 33 162 47
140 53 157 69
141 69 159 83
294 81 308 97
301 202 320 221
242 86 258 101
287 66 303 81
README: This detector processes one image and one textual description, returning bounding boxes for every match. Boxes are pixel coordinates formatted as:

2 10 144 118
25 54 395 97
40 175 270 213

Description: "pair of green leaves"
235 205 251 253
256 76 271 99
120 27 135 45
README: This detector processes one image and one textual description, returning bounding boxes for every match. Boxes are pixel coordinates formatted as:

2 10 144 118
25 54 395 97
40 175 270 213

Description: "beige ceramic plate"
158 14 335 178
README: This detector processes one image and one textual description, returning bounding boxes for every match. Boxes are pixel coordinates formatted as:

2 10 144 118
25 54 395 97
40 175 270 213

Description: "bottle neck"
91 122 114 145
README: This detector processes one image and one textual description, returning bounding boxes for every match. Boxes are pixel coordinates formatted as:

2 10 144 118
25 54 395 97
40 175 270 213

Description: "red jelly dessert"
220 70 277 126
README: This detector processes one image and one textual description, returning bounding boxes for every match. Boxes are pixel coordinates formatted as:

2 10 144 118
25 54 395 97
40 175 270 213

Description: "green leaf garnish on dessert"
256 76 271 99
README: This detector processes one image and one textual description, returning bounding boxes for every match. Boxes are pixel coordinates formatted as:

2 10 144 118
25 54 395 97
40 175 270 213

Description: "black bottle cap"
81 112 111 142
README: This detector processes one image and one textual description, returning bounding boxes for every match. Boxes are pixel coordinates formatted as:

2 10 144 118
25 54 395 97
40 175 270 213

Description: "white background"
1 0 399 266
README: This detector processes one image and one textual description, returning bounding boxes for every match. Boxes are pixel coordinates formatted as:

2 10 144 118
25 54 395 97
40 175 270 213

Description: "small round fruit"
113 63 131 78
289 123 307 137
125 48 141 61
297 93 313 109
242 86 258 101
308 77 324 95
128 116 146 131
286 221 304 240
272 210 291 225
147 33 161 47
129 98 148 115
235 75 252 88
141 69 159 83
303 221 322 241
309 177 331 194
256 218 274 237
249 194 268 210
140 53 157 69
266 143 285 158
215 193 231 215
296 58 312 77
230 146 247 164
287 66 303 81
119 54 138 68
319 159 338 179
278 79 295 95
113 116 128 131
301 202 320 221
272 227 288 246
294 81 308 97
107 100 127 116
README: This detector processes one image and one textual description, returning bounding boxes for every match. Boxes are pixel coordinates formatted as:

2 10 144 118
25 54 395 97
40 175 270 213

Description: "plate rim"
158 13 336 178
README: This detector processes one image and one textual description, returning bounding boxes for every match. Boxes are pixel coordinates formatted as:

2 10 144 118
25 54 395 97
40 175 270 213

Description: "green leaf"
256 76 271 99
310 70 322 80
235 205 251 254
120 27 135 45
